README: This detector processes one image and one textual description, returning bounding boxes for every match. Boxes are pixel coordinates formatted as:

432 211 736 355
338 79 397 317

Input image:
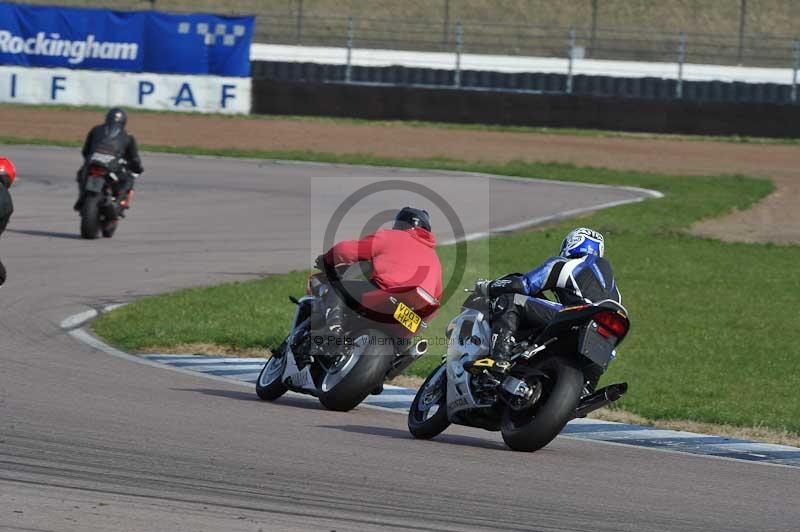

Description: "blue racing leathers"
485 254 621 346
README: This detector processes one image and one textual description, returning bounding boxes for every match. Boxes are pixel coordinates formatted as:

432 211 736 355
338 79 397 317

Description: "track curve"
1 145 797 532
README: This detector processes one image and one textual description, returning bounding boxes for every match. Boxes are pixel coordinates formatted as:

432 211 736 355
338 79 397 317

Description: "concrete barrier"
252 79 800 138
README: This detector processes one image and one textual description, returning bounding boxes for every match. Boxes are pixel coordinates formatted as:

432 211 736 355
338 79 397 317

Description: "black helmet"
105 107 127 130
393 207 432 232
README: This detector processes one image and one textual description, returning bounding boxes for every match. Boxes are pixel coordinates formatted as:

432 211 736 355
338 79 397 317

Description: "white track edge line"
440 195 652 245
59 309 99 330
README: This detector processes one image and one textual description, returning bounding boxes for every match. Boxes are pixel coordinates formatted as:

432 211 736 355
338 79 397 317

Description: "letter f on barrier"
221 84 236 109
51 76 66 100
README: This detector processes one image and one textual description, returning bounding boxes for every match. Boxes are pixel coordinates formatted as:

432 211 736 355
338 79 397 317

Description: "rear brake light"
415 286 438 306
89 166 106 176
593 311 629 339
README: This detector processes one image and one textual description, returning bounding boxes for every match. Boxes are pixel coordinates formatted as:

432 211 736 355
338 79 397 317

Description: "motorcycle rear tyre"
80 196 101 239
500 356 584 452
318 329 393 412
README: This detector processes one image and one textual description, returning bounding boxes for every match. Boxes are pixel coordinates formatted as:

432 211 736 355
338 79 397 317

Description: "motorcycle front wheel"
255 343 288 401
317 329 393 412
500 356 584 452
102 221 118 238
408 362 450 439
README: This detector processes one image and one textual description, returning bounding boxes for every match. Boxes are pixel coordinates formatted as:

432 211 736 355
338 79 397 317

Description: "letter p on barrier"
138 80 154 104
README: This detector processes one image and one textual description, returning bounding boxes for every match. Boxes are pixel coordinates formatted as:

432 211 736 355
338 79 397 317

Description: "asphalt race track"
1 145 797 532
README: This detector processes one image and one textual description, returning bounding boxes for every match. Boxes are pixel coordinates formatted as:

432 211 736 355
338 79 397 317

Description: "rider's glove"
474 279 492 297
314 254 326 270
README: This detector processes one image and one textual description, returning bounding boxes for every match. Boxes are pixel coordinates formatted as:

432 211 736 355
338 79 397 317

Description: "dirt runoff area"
3 106 799 244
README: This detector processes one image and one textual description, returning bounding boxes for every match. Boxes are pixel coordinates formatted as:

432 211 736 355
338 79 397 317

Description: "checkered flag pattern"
177 22 246 46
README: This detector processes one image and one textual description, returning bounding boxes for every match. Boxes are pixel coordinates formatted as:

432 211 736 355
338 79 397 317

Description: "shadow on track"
319 424 507 451
175 388 327 411
7 228 82 240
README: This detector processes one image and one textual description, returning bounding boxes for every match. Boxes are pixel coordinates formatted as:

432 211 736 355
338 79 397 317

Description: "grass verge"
84 149 800 437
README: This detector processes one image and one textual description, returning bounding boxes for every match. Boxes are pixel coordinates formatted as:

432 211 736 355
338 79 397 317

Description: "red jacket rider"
318 207 442 335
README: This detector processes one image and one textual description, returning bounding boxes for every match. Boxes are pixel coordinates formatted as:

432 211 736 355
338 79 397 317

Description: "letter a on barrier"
173 83 196 108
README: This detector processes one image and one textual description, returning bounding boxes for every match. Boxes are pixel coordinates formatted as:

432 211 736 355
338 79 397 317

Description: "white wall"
0 65 251 114
251 43 797 86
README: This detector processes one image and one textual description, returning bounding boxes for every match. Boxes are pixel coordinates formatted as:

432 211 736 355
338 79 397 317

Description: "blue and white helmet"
560 227 605 259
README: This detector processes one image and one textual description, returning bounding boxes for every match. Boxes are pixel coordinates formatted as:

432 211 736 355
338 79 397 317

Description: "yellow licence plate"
393 302 422 333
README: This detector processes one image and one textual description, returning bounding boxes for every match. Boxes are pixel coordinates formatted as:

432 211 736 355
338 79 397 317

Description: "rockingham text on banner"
0 2 254 77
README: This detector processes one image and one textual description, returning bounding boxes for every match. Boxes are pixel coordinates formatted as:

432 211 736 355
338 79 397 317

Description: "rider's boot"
315 303 346 350
74 171 85 211
308 312 345 359
465 330 515 377
73 192 85 212
289 331 312 368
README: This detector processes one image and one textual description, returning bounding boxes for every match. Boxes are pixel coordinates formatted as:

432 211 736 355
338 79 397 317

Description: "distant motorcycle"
408 287 630 452
79 152 135 239
256 262 440 411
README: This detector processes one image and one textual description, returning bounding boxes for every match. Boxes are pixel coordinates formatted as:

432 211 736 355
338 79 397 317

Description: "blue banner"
0 3 253 77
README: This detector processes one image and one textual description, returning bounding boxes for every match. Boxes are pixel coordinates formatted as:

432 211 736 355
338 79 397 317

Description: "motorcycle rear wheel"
318 329 393 412
80 196 101 239
500 356 584 452
408 363 450 439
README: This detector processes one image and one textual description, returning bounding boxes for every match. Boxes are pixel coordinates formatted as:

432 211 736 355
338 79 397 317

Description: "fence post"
454 22 463 88
676 32 686 99
737 0 748 64
295 0 304 43
442 0 451 48
566 28 576 94
345 17 353 83
589 0 598 58
792 40 800 103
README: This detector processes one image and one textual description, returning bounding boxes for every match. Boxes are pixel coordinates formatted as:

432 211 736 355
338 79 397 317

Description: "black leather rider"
74 108 143 211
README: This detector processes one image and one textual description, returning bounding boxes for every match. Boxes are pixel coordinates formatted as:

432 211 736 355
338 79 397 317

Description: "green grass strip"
5 134 794 433
80 149 800 434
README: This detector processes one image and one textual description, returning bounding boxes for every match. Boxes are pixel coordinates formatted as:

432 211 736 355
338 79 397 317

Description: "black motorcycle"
79 152 134 239
408 289 630 452
256 262 440 411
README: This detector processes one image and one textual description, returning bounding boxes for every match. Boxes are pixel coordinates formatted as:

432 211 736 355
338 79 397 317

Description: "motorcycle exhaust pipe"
574 382 628 419
414 339 429 358
385 339 430 381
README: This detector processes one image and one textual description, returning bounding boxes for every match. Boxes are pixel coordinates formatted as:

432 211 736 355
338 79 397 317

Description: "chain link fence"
7 0 800 100
253 14 800 68
10 0 800 68
11 0 800 68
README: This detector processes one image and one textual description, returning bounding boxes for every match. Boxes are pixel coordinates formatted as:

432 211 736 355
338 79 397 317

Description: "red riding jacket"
323 228 443 300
